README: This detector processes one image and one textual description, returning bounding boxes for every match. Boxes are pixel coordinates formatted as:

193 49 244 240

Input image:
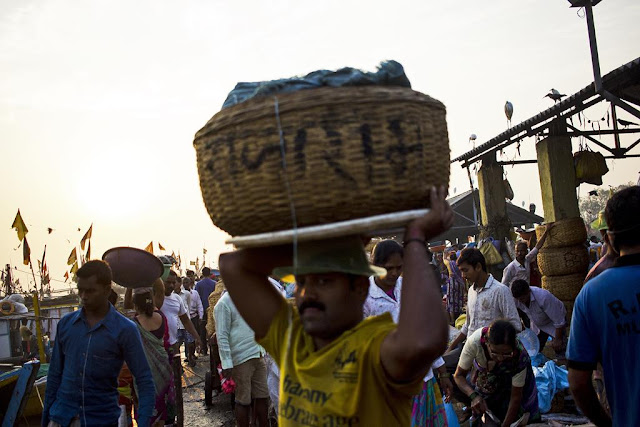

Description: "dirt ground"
181 356 236 427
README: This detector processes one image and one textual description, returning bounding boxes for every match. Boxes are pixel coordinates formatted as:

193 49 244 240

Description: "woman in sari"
444 252 466 324
454 320 540 426
133 287 176 427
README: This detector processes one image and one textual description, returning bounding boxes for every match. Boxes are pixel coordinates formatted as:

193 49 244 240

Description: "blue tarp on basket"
533 360 569 413
222 60 411 109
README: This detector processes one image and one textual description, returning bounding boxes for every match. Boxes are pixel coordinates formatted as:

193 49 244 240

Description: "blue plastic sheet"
222 60 411 109
530 352 547 367
532 360 569 413
444 402 460 427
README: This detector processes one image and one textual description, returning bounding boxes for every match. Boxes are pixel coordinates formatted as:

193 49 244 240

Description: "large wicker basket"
194 86 450 236
542 273 585 300
537 245 589 276
536 217 587 249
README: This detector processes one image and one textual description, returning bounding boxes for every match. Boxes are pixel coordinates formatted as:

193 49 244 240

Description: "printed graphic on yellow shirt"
333 343 358 383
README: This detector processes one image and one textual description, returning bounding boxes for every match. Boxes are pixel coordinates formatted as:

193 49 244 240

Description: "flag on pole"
145 241 154 254
64 271 69 282
189 261 196 266
23 237 31 265
80 224 93 250
70 262 78 274
67 248 77 265
158 242 166 251
41 245 47 276
203 248 207 254
11 210 28 241
86 241 91 261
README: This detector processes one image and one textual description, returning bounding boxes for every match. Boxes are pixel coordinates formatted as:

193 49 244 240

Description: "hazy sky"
1 0 639 292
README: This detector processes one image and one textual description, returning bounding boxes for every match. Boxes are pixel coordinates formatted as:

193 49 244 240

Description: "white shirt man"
176 285 191 330
502 246 538 286
188 287 204 320
161 292 188 346
462 274 522 337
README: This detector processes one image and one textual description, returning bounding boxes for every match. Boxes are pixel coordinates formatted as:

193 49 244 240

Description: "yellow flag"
203 248 207 254
145 241 154 254
23 237 31 266
158 242 166 251
64 271 69 282
81 224 93 250
86 241 91 261
12 210 28 241
67 248 77 265
70 261 78 274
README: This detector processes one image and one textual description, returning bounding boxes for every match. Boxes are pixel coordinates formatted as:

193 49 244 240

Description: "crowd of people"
40 185 639 426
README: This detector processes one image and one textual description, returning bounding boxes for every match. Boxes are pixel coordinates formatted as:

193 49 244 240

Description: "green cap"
590 210 608 231
273 235 387 278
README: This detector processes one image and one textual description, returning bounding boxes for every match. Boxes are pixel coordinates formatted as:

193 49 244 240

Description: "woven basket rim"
194 86 445 142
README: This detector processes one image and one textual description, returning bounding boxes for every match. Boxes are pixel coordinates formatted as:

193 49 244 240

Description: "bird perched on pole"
469 133 477 148
617 119 638 128
505 101 514 127
545 88 566 102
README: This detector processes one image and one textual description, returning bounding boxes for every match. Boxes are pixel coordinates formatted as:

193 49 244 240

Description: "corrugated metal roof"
452 57 640 164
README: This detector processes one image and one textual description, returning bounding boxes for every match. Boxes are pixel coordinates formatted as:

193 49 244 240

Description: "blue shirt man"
43 261 155 427
195 267 216 312
567 186 640 427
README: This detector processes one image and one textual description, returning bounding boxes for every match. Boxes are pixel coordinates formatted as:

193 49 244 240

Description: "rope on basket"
274 97 299 273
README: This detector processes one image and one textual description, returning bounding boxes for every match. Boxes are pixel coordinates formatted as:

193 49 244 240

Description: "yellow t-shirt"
259 300 422 427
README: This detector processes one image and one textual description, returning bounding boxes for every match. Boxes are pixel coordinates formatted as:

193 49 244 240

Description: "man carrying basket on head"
219 186 452 425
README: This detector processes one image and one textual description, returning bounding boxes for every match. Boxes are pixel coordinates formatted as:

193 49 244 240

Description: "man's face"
458 261 482 284
515 244 528 261
378 253 403 289
294 273 367 340
183 277 192 290
77 275 111 311
164 276 177 296
173 278 182 293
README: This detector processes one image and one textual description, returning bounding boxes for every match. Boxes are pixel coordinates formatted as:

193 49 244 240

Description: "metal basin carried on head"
102 247 164 288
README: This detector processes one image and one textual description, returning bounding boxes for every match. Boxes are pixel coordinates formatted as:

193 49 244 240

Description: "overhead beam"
538 128 640 136
498 153 640 166
460 96 604 167
566 123 615 154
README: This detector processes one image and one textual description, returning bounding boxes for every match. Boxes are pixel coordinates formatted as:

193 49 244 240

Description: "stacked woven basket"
536 217 588 323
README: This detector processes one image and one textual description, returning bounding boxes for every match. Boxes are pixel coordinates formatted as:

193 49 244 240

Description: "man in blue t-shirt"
195 267 217 355
567 186 640 427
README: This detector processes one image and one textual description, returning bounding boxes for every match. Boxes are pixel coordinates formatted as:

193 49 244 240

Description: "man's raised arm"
218 245 292 338
381 186 452 382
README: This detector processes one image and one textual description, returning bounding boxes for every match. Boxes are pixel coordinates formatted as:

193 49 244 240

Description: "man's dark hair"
511 279 530 299
449 252 458 261
202 267 211 277
77 260 112 286
606 186 640 250
516 241 528 251
372 240 404 266
487 319 517 348
457 248 487 272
